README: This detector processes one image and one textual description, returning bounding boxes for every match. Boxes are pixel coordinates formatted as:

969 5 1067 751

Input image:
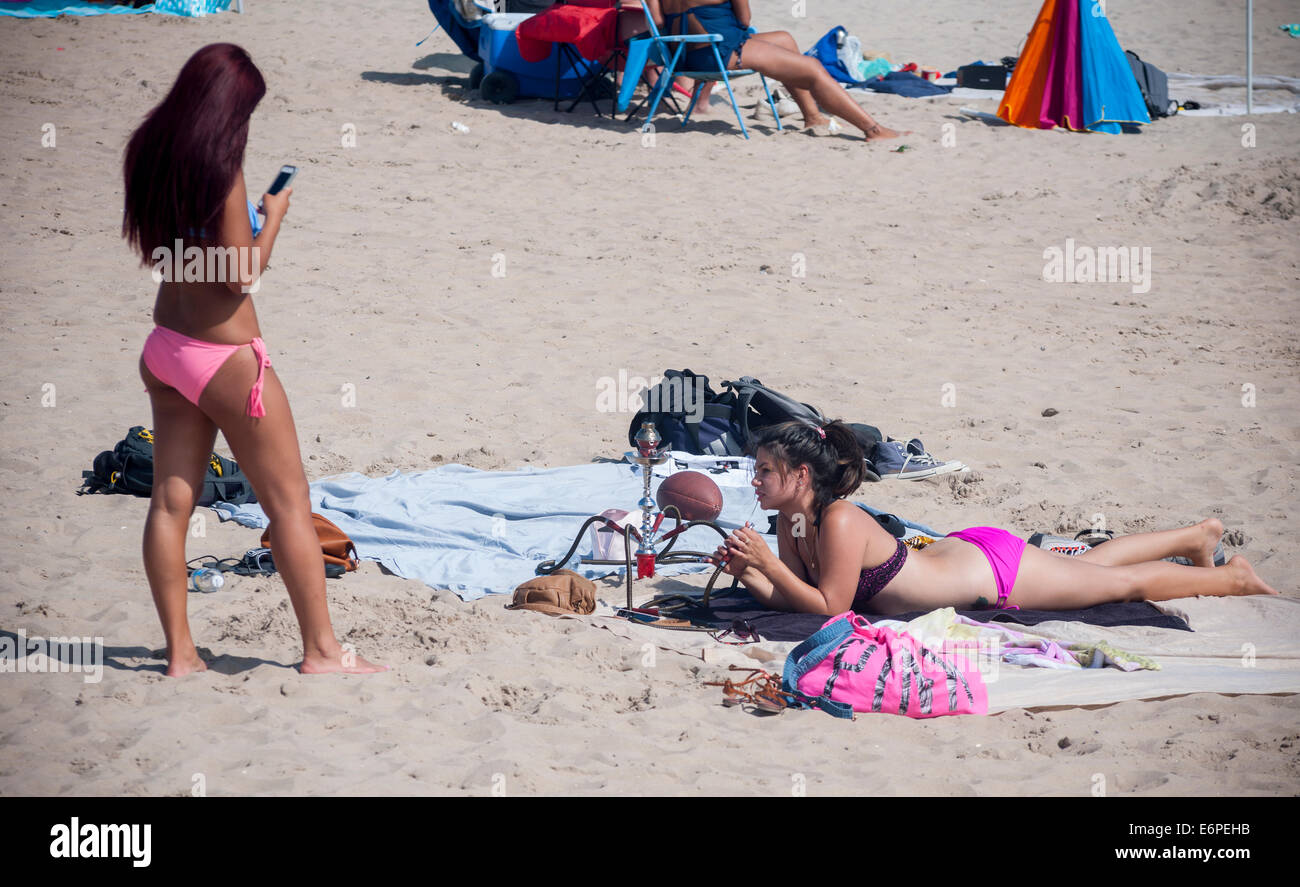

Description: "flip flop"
1074 529 1115 547
704 667 768 707
752 681 797 714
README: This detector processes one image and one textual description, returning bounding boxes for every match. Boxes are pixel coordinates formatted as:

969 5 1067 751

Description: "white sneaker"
893 453 967 480
755 89 799 120
873 438 968 481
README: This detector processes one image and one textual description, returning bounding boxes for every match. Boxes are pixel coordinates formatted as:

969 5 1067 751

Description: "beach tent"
998 0 1149 133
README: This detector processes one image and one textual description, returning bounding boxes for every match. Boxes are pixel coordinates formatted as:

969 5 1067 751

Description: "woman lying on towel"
646 0 905 141
712 421 1278 616
123 44 385 676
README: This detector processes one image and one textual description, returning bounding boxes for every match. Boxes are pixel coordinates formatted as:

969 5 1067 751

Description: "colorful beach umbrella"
998 0 1150 133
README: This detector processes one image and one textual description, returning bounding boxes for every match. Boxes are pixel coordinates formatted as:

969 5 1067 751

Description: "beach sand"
0 0 1297 796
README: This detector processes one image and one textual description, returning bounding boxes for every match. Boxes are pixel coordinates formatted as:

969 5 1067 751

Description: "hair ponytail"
824 420 868 498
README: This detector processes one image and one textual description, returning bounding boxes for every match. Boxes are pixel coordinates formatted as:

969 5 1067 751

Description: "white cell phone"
256 165 298 213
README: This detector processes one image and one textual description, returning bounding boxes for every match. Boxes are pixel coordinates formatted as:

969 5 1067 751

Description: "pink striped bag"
782 612 988 718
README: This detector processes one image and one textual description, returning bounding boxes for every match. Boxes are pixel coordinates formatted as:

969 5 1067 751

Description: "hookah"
535 420 739 611
631 419 668 581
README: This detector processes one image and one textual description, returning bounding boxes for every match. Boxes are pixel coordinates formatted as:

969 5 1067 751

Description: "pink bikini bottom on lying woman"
945 526 1027 609
142 325 272 417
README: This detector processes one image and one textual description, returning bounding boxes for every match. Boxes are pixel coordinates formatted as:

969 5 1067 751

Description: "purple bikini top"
853 537 908 610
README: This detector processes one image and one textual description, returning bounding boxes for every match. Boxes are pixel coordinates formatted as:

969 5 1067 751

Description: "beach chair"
623 0 781 138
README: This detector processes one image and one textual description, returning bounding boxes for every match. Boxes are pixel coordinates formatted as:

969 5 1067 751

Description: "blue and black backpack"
626 371 883 467
80 426 257 506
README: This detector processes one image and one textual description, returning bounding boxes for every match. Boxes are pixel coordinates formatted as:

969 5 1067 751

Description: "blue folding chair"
618 1 781 139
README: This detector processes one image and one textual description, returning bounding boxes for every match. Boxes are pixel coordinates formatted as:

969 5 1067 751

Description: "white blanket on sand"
569 588 1300 713
886 73 1300 116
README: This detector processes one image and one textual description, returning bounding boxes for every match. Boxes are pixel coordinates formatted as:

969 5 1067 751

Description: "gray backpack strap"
703 429 745 457
736 376 825 425
724 376 826 451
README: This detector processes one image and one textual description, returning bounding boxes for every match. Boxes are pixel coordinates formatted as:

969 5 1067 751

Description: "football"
655 470 724 522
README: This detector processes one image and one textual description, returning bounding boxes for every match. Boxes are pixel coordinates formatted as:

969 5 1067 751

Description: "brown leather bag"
506 570 597 616
260 513 359 572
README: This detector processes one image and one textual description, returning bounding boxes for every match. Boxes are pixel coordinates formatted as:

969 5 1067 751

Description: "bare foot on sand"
300 649 390 675
802 112 831 129
863 123 910 141
165 649 208 678
1225 556 1279 596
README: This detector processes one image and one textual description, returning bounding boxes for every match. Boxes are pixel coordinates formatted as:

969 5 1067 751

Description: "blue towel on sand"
0 0 229 17
859 71 952 98
210 461 942 601
212 462 770 601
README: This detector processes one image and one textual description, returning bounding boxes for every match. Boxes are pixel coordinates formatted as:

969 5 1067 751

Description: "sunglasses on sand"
710 619 760 645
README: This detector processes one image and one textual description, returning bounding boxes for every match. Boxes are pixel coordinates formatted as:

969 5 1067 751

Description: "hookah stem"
640 458 655 551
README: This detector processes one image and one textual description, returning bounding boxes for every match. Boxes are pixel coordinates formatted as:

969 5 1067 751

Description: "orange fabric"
998 0 1058 129
260 513 359 572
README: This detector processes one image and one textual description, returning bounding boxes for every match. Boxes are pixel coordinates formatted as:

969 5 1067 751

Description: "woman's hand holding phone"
256 164 297 222
259 186 291 222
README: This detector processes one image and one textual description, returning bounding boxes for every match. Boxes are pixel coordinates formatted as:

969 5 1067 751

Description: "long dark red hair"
122 43 266 261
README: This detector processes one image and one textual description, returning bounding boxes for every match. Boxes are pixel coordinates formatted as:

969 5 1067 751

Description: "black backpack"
80 426 257 506
202 451 256 507
626 372 883 463
718 375 829 454
626 370 746 456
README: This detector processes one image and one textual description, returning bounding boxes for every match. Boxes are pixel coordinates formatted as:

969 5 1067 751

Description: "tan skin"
140 168 386 677
644 0 906 140
712 447 1278 616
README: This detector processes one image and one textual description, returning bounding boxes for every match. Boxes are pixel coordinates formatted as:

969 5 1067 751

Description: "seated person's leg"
739 38 905 139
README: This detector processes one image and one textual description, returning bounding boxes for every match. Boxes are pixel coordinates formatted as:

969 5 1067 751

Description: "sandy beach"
0 0 1297 797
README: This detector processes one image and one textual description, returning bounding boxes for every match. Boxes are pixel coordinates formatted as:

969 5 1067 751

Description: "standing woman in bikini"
646 0 905 140
123 43 385 676
714 421 1277 616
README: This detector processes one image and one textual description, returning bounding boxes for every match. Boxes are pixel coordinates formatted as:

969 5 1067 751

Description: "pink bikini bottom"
946 526 1027 608
142 325 272 417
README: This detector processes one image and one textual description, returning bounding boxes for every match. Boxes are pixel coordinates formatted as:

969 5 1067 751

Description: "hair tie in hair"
809 422 826 440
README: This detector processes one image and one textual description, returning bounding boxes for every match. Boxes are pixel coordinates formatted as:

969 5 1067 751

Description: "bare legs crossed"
1011 519 1278 611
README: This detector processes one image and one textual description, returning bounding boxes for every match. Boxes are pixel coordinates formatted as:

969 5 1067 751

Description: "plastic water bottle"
827 117 842 135
450 121 470 134
190 568 225 594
